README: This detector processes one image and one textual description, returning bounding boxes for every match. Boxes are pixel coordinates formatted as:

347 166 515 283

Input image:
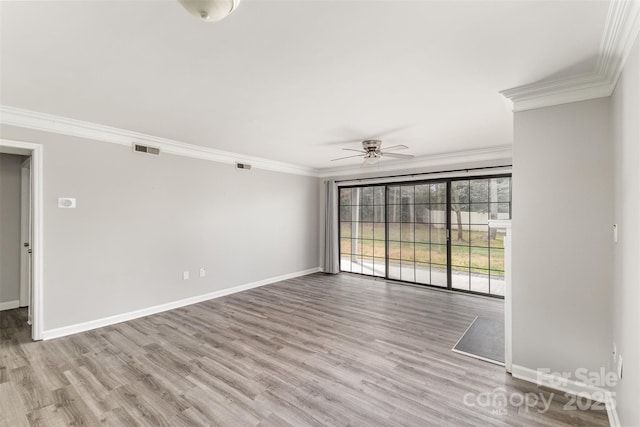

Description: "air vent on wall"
133 143 161 155
236 162 252 170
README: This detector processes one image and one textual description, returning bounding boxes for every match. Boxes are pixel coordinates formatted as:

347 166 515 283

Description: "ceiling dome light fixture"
178 0 241 22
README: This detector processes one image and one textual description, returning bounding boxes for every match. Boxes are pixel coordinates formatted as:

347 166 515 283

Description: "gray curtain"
323 180 340 274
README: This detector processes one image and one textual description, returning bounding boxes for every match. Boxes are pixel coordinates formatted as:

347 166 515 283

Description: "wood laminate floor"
1 273 609 426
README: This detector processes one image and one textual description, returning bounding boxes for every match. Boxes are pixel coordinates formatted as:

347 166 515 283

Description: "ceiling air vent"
236 162 252 170
133 143 161 156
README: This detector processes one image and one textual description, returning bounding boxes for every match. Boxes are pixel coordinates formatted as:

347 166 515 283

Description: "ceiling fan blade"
342 148 366 153
381 152 414 159
382 144 408 152
331 154 365 161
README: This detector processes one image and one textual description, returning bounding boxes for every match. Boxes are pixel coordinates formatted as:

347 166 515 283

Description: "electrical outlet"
183 271 189 280
199 268 206 278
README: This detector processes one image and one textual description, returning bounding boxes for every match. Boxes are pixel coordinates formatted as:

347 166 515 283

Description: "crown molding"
500 72 614 113
597 0 640 81
501 0 640 112
1 105 512 178
0 105 320 177
317 145 512 178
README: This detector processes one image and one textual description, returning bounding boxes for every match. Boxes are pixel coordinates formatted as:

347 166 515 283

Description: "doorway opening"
0 139 43 340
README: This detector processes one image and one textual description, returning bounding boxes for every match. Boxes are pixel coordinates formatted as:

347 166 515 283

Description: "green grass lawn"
340 223 505 275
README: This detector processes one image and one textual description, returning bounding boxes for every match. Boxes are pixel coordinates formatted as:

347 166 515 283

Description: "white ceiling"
0 0 609 170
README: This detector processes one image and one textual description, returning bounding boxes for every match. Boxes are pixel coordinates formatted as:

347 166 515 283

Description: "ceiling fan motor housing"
363 140 383 158
362 139 382 151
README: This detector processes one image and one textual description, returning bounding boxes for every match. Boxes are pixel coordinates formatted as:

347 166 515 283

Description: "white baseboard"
511 364 619 426
0 300 20 311
42 267 321 340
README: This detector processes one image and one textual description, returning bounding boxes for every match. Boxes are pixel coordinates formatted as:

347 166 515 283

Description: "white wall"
0 153 24 306
512 98 612 374
0 125 320 332
611 32 640 427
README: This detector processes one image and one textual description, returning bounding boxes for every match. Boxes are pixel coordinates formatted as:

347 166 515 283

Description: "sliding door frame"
338 173 511 299
446 180 452 291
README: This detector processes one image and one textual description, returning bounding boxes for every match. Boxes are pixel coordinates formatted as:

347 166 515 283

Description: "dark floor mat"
452 316 504 365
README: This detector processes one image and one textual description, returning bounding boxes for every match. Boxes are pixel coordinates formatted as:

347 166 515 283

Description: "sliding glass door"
386 182 448 287
339 186 386 277
450 177 511 296
338 175 511 297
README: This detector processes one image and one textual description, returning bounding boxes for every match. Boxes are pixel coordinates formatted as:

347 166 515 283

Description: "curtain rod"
333 164 512 184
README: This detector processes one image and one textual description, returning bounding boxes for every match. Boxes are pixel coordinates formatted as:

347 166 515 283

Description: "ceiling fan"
331 140 414 167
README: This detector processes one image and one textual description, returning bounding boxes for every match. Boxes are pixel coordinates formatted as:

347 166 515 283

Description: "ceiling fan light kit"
363 155 381 166
178 0 241 22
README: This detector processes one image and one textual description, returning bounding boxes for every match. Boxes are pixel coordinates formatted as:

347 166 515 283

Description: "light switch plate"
613 224 618 243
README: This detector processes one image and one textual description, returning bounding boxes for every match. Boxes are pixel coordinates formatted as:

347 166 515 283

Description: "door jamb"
19 157 32 308
489 219 512 373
